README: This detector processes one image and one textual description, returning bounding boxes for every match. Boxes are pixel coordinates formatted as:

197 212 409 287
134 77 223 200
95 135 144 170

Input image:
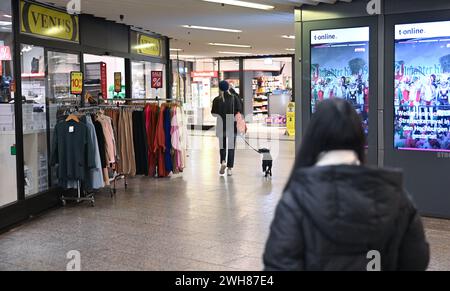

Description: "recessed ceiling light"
202 0 274 10
282 35 295 39
0 21 12 26
218 51 252 55
182 25 242 33
286 48 295 51
3 15 12 18
208 43 251 48
170 48 183 51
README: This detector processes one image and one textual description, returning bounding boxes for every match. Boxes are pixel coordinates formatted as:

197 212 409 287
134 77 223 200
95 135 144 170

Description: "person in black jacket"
263 98 430 271
211 80 242 176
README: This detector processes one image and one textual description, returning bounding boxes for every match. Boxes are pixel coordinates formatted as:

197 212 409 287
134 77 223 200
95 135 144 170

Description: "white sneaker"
227 168 233 176
219 162 227 175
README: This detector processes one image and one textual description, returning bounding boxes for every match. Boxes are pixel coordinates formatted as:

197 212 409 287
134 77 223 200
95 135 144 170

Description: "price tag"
70 71 83 95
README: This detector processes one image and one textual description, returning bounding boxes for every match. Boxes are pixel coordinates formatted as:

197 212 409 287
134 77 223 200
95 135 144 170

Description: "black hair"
295 98 366 168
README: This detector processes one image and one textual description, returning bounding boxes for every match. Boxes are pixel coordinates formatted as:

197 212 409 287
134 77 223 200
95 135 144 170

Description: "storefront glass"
20 45 48 196
48 51 80 186
132 61 166 100
84 54 125 100
0 3 16 207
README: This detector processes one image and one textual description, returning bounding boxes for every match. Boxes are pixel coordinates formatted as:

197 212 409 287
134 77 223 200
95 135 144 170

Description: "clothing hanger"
66 113 80 123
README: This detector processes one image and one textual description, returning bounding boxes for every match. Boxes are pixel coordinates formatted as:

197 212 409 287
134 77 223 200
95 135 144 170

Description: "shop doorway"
20 45 81 197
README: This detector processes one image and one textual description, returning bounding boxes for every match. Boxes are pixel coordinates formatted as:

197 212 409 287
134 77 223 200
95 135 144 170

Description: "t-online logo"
314 33 336 41
398 28 425 36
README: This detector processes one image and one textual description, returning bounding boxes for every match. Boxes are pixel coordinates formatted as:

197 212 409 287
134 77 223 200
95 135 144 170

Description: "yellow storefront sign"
135 34 161 57
20 0 79 43
286 102 296 137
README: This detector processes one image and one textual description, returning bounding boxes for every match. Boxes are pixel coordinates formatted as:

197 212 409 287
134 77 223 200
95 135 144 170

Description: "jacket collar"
315 150 361 167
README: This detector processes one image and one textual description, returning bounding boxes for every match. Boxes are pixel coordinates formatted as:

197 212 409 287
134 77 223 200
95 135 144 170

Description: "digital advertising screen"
311 27 370 137
395 21 450 152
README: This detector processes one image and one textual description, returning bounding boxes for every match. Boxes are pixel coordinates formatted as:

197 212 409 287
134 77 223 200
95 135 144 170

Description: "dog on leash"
258 148 273 178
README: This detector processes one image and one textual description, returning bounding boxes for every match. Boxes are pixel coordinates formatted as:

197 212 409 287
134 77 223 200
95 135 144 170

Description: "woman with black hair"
263 99 429 271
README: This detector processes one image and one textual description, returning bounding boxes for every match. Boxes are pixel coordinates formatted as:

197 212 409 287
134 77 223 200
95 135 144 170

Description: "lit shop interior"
183 56 293 131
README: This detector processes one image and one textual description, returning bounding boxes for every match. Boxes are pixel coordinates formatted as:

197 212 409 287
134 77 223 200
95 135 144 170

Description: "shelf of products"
252 77 282 116
85 62 107 100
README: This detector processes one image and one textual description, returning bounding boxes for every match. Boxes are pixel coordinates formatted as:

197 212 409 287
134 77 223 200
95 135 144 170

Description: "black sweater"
51 120 96 185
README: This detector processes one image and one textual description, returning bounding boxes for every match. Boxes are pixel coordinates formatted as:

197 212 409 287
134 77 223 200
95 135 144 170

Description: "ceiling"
43 0 353 60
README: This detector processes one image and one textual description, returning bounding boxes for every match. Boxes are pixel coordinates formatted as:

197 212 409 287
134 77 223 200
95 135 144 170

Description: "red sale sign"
151 71 163 89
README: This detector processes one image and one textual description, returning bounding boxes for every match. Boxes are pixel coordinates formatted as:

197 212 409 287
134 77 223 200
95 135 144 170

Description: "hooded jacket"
211 91 242 138
263 166 430 271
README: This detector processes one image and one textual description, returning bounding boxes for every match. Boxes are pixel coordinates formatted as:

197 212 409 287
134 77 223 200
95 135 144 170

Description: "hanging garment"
133 110 149 176
127 109 136 176
154 105 168 177
105 109 121 170
51 120 96 186
118 109 136 176
171 106 181 173
85 115 105 190
93 117 110 186
97 115 116 165
176 106 187 170
164 105 174 174
145 104 159 177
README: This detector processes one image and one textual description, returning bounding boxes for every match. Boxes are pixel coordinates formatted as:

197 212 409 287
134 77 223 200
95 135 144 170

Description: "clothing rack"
59 105 121 207
61 181 96 207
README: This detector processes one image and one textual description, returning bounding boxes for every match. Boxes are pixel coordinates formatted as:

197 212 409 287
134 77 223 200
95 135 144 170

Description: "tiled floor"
0 135 449 271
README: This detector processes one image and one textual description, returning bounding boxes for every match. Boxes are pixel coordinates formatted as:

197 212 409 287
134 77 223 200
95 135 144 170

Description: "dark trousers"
219 136 237 168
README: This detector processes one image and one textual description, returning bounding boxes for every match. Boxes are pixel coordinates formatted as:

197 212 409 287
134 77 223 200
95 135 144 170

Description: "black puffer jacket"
264 166 430 271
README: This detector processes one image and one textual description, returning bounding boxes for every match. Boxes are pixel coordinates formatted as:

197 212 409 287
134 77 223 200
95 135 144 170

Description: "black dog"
258 148 273 178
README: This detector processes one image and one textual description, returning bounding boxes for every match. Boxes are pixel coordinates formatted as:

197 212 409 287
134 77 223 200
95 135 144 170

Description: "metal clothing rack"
59 106 114 207
61 181 96 207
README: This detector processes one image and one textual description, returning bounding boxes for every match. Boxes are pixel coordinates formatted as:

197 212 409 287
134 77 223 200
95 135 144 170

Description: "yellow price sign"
114 72 122 93
286 102 296 137
70 71 83 95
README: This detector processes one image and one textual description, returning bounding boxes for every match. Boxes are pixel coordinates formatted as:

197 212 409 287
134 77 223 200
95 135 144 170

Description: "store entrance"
20 45 81 197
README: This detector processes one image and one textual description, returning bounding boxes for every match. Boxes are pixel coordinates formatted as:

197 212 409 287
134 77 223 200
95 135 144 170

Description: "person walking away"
211 81 242 176
263 98 430 271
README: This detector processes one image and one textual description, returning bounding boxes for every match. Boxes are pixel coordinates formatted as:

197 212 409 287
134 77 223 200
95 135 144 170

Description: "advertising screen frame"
384 10 450 218
310 26 370 140
393 20 450 153
302 17 379 165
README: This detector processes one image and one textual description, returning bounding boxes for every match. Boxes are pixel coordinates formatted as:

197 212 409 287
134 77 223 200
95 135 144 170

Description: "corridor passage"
0 135 448 271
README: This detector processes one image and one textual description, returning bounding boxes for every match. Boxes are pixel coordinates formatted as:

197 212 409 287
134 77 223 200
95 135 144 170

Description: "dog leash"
238 134 260 154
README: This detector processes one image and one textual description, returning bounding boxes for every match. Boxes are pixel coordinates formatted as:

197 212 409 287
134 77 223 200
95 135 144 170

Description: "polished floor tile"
0 134 449 271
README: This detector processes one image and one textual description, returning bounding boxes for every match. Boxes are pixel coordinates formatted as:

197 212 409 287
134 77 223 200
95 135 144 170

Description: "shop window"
21 45 48 197
132 61 166 100
0 3 16 207
84 54 125 101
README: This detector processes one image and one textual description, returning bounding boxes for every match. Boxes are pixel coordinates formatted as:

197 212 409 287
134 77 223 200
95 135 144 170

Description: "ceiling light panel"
202 0 274 10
